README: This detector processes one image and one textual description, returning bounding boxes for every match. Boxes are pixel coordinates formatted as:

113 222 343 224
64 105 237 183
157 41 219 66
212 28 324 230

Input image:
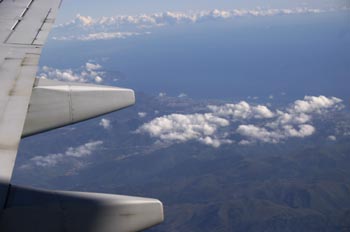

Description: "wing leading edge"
0 0 164 231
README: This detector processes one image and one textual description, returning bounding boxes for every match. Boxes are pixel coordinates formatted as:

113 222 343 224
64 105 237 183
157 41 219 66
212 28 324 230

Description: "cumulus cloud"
86 62 102 71
137 113 231 147
52 7 341 41
208 101 275 119
23 141 103 168
237 96 342 144
37 62 105 83
138 112 147 118
76 14 94 26
267 96 343 128
138 96 344 146
158 92 167 97
99 118 111 129
237 124 315 144
290 96 343 114
178 93 188 98
237 125 281 143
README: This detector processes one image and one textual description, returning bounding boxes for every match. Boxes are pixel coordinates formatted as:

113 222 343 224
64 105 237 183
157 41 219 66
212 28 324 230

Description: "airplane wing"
0 0 164 231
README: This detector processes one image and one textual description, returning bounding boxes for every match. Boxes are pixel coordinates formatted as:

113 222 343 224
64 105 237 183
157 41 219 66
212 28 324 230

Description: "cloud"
76 14 94 26
178 93 188 98
237 124 315 144
289 96 343 114
208 101 275 120
138 112 147 118
237 125 281 143
38 62 105 83
158 92 167 97
52 7 342 41
138 95 344 147
99 118 111 129
86 62 102 71
237 96 342 144
137 113 231 147
328 135 337 141
53 32 144 41
23 141 103 168
58 8 330 29
94 76 103 83
267 96 343 129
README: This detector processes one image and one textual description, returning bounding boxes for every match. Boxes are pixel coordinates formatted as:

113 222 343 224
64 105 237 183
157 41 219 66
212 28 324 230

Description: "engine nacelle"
0 185 164 232
22 79 135 137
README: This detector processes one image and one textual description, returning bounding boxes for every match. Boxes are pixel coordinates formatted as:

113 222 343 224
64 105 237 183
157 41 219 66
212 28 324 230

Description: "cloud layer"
52 7 342 41
138 96 344 147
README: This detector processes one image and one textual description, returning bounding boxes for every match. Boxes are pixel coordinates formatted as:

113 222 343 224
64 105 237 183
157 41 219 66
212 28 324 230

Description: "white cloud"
158 92 167 97
178 93 188 98
65 141 103 158
138 112 147 118
137 113 231 147
138 95 344 146
237 125 281 143
52 7 341 41
30 153 64 168
328 135 337 141
99 118 111 129
38 62 105 83
76 14 94 26
208 101 275 120
235 123 316 144
58 8 330 29
282 124 315 138
236 96 343 144
266 96 343 129
289 96 343 114
94 76 103 83
53 32 143 41
86 62 102 71
24 141 103 168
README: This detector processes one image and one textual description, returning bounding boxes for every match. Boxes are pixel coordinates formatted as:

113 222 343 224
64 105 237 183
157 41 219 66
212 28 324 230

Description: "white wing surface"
0 0 62 208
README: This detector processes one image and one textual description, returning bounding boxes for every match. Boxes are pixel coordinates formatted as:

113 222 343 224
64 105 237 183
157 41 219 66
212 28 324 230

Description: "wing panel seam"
32 8 52 45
